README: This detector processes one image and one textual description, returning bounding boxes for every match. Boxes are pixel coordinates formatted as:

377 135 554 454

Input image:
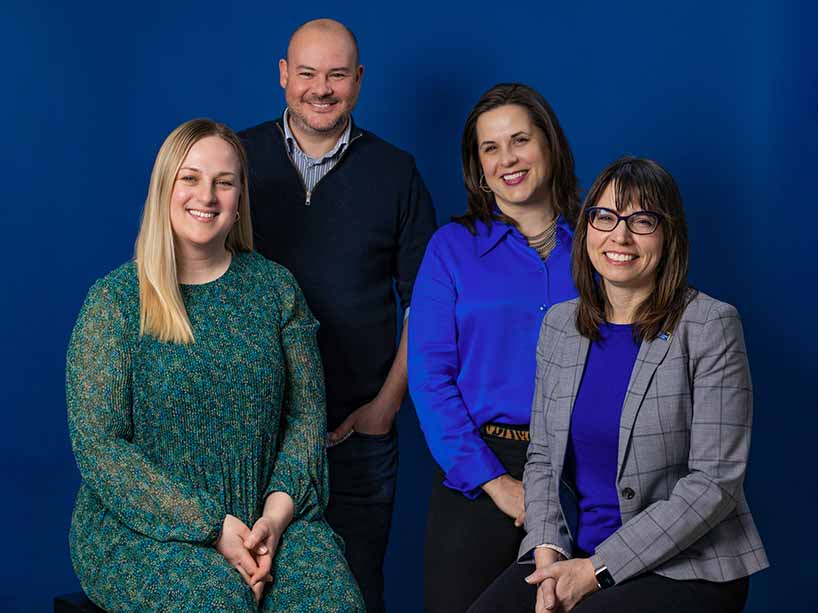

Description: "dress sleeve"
408 235 506 499
590 302 754 583
66 280 224 543
264 269 328 521
519 314 573 560
394 160 438 311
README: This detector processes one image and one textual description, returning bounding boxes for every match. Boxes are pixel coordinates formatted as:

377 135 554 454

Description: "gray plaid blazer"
520 291 769 584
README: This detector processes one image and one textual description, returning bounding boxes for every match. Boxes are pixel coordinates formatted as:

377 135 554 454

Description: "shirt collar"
476 219 513 257
476 214 573 257
282 108 352 162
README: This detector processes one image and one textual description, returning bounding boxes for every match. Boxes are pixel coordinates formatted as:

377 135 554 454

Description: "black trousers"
424 432 528 613
325 429 399 613
468 560 750 613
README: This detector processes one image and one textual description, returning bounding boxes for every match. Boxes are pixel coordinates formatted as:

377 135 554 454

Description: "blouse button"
621 487 635 500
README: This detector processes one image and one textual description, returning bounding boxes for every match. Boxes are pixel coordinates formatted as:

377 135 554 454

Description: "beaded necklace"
524 216 558 261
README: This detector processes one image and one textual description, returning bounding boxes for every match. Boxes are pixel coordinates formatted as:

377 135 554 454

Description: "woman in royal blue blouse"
408 83 580 612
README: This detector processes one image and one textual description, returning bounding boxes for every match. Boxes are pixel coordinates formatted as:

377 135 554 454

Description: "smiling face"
169 135 241 255
279 25 362 137
586 182 664 295
476 104 552 214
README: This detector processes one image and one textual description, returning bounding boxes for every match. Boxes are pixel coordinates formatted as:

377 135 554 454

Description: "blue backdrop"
2 1 814 611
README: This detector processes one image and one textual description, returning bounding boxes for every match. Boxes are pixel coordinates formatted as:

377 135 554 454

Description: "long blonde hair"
135 118 253 344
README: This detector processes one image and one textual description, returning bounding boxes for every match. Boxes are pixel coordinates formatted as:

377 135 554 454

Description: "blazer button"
621 487 635 500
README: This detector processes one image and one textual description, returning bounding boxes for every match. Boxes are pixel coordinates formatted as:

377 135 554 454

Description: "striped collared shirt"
282 108 352 194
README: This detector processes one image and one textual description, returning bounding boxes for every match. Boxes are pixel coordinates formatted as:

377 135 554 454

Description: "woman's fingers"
244 520 269 552
234 549 261 586
234 562 254 587
538 577 558 611
218 514 279 591
252 579 265 604
233 517 251 539
250 570 274 603
251 550 273 584
525 566 550 585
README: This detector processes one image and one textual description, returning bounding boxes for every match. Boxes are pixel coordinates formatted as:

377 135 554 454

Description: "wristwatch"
594 564 615 590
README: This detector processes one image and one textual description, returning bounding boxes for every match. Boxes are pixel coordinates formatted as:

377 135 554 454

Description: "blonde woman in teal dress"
66 118 364 612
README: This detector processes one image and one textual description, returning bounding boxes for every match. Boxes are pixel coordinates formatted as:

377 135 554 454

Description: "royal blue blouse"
564 322 640 555
408 218 576 498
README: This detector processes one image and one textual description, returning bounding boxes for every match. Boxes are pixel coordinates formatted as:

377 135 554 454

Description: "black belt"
480 422 530 442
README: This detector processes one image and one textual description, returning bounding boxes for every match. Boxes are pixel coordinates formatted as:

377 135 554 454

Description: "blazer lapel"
616 334 674 478
553 329 590 478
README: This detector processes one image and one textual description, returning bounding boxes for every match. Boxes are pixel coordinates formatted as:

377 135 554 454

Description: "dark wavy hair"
453 83 580 233
573 156 693 342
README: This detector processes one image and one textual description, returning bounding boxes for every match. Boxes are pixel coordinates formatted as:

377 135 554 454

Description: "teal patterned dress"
66 251 364 612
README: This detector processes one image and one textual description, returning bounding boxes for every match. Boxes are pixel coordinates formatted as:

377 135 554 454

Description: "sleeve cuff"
264 469 302 516
518 519 572 563
443 446 507 500
536 543 570 559
517 543 571 564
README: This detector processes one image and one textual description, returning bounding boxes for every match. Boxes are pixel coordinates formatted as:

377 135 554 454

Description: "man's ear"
279 59 289 89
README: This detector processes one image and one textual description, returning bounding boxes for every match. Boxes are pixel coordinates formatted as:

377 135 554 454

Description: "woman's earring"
235 211 241 221
479 174 493 193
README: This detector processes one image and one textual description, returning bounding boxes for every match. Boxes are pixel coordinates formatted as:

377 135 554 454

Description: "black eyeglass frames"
586 207 663 235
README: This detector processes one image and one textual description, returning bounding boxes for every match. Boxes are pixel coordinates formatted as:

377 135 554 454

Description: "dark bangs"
587 157 679 217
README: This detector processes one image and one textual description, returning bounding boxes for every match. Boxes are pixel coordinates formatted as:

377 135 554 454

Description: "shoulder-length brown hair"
135 118 253 344
573 156 692 342
453 83 580 233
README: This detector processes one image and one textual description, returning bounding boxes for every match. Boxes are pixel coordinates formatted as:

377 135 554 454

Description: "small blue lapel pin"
658 331 671 342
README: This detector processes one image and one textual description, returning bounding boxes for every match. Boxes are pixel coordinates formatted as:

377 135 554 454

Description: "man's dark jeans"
325 428 399 613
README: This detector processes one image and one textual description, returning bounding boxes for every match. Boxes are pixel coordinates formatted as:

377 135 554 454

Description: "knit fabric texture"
66 251 363 612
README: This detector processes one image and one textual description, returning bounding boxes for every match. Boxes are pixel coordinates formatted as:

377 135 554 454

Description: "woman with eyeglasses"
408 83 579 612
469 156 768 613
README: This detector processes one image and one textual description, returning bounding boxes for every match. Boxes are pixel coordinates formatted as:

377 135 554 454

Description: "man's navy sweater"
239 118 437 430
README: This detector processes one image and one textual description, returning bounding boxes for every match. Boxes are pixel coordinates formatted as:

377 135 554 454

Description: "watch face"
595 567 615 589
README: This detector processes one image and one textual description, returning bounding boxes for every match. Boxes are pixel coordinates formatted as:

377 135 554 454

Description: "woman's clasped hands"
214 492 295 603
524 549 598 612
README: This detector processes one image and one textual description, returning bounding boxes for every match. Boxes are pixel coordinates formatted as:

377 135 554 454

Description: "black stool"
54 593 105 612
